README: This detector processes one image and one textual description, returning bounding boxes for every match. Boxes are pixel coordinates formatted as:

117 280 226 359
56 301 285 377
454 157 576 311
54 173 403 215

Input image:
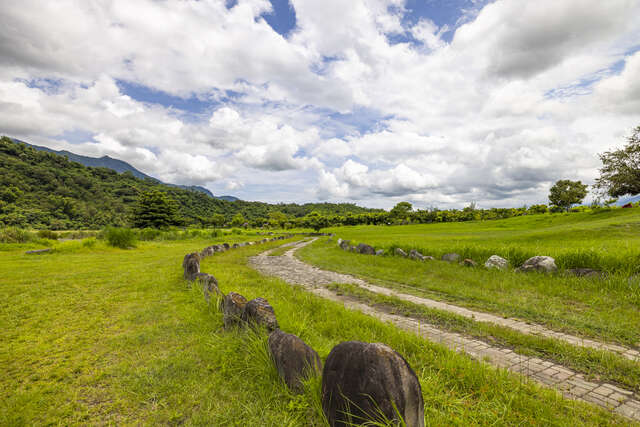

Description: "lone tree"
594 125 640 198
548 180 588 212
133 190 182 228
389 201 413 222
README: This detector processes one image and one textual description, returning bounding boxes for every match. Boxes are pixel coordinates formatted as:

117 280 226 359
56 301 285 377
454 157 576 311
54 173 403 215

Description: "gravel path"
249 239 640 421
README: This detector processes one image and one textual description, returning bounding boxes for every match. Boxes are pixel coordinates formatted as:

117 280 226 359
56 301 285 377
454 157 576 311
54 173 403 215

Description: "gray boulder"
517 256 557 273
268 329 322 393
357 243 376 255
223 243 230 250
485 255 508 270
441 253 461 262
223 292 248 328
423 255 435 260
232 243 239 249
409 249 425 261
337 238 343 246
183 252 201 280
195 273 221 303
395 248 408 257
242 297 279 331
322 341 424 427
376 249 385 256
339 240 351 251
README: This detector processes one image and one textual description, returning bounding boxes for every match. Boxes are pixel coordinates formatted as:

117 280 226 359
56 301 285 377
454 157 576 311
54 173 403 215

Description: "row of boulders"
183 235 425 426
336 239 612 277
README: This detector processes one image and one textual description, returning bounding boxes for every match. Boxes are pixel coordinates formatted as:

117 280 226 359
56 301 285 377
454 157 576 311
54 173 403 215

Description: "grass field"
297 209 640 350
0 233 631 425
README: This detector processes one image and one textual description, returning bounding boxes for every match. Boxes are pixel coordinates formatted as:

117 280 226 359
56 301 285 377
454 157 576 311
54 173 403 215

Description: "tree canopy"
594 125 640 198
548 180 588 212
133 190 182 228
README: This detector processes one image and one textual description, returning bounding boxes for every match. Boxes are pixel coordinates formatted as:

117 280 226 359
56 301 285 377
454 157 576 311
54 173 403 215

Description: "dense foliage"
548 179 588 212
595 125 640 198
0 137 379 229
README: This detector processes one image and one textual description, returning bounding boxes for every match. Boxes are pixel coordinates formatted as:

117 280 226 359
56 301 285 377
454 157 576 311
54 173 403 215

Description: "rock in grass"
441 253 461 262
395 248 408 257
337 238 343 246
268 329 321 393
423 255 435 260
357 243 376 255
25 248 52 255
461 258 477 267
376 249 385 256
517 256 557 273
322 341 424 427
485 255 508 270
223 243 230 250
223 292 248 328
183 252 201 280
242 297 279 331
339 240 351 251
566 268 605 279
195 273 221 303
409 249 425 261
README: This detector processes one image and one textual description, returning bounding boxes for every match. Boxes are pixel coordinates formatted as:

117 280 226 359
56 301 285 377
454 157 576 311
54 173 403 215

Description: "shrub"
104 227 137 249
82 238 97 248
210 229 222 238
231 228 242 235
138 228 162 241
0 227 34 243
37 230 58 240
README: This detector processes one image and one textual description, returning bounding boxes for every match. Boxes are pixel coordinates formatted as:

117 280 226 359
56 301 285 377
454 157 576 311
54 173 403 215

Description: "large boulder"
441 253 460 263
322 341 424 427
242 297 279 331
394 248 408 257
195 273 221 303
409 249 425 261
268 329 322 393
357 243 376 255
485 255 508 270
517 256 557 273
223 292 248 328
183 252 201 280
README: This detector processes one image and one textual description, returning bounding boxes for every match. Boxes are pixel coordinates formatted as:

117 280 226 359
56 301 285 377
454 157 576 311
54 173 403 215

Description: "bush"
231 228 242 235
138 228 163 241
0 227 34 243
104 227 137 249
210 229 222 238
37 230 58 240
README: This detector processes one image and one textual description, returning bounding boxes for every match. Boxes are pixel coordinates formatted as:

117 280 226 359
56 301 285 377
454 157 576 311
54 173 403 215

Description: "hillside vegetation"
0 136 378 229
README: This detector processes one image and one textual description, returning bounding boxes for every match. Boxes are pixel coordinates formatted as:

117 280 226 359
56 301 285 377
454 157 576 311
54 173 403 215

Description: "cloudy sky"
1 0 640 209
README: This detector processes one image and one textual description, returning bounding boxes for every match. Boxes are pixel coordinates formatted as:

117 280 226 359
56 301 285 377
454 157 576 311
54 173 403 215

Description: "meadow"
0 229 631 425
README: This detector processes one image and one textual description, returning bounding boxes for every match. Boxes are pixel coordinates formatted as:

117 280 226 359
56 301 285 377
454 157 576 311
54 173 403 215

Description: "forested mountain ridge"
15 138 227 199
0 136 380 229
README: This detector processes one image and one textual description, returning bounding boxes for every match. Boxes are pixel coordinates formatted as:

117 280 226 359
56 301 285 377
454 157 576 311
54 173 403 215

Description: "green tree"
389 201 413 222
133 190 181 228
304 211 329 232
210 213 225 228
230 213 246 227
269 211 289 229
548 180 588 212
594 125 640 198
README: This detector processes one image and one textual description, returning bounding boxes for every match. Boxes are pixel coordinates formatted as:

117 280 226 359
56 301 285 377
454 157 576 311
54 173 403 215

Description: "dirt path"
249 239 640 421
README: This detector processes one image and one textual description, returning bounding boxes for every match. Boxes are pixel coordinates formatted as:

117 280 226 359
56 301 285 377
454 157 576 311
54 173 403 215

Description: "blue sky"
1 0 639 208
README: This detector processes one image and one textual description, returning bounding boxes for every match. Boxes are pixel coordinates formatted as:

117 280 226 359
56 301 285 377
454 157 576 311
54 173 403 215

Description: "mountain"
0 136 380 229
15 139 231 201
614 195 640 206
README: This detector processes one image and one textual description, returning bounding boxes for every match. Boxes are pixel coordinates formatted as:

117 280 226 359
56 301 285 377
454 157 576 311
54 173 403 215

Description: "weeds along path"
249 239 640 421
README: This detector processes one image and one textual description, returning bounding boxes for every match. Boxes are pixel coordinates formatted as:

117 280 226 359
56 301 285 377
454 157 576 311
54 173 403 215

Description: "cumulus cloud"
1 0 640 207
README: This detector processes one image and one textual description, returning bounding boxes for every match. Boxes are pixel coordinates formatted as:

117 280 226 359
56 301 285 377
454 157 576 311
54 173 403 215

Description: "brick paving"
249 239 640 421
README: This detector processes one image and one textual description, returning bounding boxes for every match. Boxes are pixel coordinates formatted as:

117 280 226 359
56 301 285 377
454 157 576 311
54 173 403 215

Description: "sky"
1 0 640 209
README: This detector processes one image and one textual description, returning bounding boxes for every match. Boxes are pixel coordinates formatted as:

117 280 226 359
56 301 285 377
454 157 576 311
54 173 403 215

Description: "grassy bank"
0 237 631 425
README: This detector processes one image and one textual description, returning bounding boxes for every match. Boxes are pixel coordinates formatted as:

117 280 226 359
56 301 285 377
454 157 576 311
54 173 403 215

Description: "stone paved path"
249 239 640 421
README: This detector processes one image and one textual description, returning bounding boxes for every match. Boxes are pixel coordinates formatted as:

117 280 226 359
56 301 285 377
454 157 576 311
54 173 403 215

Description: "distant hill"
615 195 640 206
0 136 380 229
15 139 229 201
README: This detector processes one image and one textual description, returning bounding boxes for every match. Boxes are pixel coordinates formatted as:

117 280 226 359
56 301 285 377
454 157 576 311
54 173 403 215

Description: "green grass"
297 213 640 348
327 282 640 393
0 236 633 425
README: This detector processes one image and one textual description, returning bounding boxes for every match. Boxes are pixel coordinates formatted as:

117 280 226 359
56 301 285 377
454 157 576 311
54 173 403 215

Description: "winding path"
249 239 640 421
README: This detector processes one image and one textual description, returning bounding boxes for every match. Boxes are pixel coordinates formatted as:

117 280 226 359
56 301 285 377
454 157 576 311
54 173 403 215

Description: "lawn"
0 234 632 425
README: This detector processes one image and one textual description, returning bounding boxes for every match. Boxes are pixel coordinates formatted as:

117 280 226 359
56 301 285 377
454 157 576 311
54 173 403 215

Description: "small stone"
485 255 508 270
409 249 425 261
357 243 376 255
394 248 408 257
461 258 477 267
195 273 221 303
25 248 52 255
441 253 461 262
223 292 248 328
268 329 322 393
375 249 385 256
339 240 351 251
242 297 279 331
566 268 605 279
232 243 239 249
423 255 435 260
517 256 557 273
337 238 343 246
183 252 201 280
322 341 424 427
223 243 230 250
